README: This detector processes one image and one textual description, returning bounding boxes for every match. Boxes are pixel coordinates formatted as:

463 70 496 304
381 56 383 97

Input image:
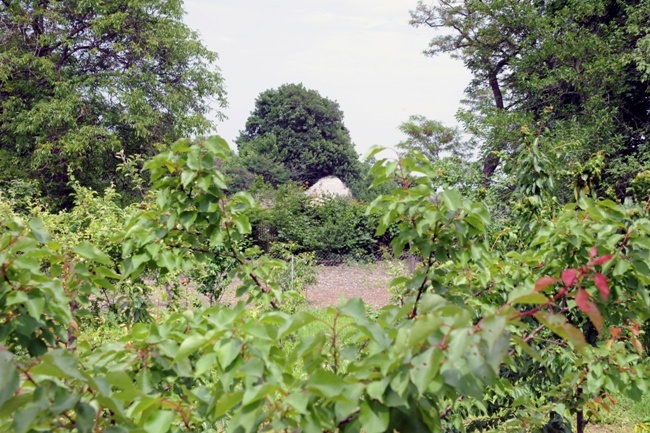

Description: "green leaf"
408 314 443 347
13 404 40 433
105 427 129 433
215 339 242 370
366 377 390 402
215 391 243 418
278 311 316 339
242 383 278 406
93 266 121 280
338 298 367 322
74 241 112 265
25 297 45 318
510 293 549 305
174 335 208 362
0 351 19 410
171 138 192 153
306 370 347 398
512 335 543 362
195 353 217 377
179 211 198 229
156 250 179 271
75 402 96 433
5 291 29 307
203 136 230 159
28 218 51 243
142 410 176 433
359 399 389 433
480 315 507 351
613 259 630 276
232 215 252 234
364 145 385 160
31 349 83 379
409 347 442 395
439 189 462 212
180 170 196 188
106 370 135 391
534 312 587 352
286 392 309 414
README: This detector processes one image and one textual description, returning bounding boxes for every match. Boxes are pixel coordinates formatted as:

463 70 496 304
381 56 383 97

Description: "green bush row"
247 182 392 263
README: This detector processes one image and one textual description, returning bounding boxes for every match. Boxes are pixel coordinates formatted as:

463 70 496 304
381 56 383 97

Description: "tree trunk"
482 68 506 185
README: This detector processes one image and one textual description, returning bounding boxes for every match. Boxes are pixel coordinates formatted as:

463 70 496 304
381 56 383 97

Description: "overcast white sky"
183 0 471 157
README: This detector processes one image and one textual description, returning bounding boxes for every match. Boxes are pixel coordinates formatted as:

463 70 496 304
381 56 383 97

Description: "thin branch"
409 251 434 319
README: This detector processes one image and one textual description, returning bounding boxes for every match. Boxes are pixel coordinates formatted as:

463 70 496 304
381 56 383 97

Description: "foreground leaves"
1 139 649 432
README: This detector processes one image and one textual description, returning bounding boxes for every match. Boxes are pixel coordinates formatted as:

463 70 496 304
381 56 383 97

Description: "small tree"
397 115 469 161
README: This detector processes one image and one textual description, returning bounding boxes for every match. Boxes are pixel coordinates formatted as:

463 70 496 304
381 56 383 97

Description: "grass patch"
587 391 650 432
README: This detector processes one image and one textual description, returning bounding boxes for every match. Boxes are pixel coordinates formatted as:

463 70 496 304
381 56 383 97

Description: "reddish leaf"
534 312 587 352
631 336 644 355
592 255 613 266
562 269 578 287
595 396 611 413
535 276 556 292
593 273 610 301
575 288 603 333
589 246 598 259
610 327 621 339
606 394 616 406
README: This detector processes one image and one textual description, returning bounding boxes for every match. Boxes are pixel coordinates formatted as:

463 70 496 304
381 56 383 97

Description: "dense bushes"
247 182 390 262
1 136 649 432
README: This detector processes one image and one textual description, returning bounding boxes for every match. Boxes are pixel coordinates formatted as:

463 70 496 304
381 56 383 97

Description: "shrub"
248 182 386 262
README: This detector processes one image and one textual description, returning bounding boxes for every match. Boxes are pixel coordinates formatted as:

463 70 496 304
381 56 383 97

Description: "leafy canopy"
0 0 226 207
397 115 469 161
411 0 650 196
236 83 362 188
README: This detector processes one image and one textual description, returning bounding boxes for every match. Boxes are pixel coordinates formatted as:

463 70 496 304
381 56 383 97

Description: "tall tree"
411 0 650 196
237 83 362 188
0 0 226 207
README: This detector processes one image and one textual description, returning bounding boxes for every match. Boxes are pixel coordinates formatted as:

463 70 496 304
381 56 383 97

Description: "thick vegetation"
247 182 386 262
0 0 225 207
1 135 649 432
1 0 649 432
411 0 650 196
235 84 363 189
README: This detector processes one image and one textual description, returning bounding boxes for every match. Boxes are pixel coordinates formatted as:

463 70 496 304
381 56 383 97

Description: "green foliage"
237 83 363 188
397 115 470 161
192 245 239 306
268 243 318 292
1 136 649 433
249 182 384 261
411 0 650 197
0 0 226 207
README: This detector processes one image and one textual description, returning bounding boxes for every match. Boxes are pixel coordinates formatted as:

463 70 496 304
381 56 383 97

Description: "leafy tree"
0 0 226 207
237 83 362 188
395 115 482 200
411 0 650 196
397 115 469 161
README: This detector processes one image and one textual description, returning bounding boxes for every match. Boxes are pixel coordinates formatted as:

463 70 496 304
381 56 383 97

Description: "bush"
2 136 649 433
248 182 387 262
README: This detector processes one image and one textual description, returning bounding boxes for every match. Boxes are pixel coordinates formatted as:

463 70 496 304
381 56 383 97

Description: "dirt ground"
305 263 394 308
214 262 396 309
